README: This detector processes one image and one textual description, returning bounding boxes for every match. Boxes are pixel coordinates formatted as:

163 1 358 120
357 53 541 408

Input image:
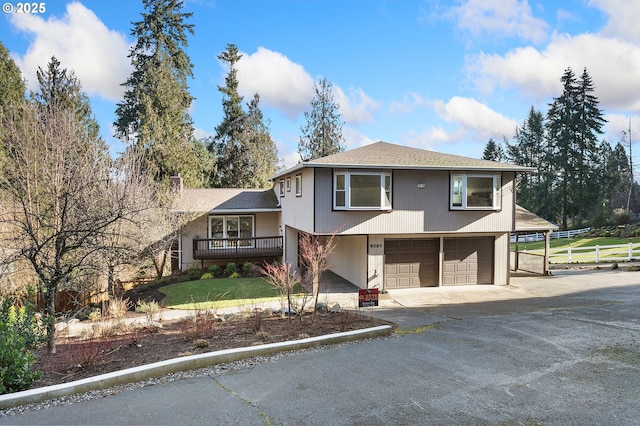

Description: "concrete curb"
0 325 393 410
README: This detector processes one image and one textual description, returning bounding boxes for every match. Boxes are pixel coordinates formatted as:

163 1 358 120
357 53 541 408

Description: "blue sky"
2 0 640 168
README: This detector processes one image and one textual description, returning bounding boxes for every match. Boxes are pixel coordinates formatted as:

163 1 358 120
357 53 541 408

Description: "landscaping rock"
316 302 329 314
329 303 342 313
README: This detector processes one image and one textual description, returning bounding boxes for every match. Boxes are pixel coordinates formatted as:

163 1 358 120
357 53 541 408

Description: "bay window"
450 174 501 210
334 171 392 210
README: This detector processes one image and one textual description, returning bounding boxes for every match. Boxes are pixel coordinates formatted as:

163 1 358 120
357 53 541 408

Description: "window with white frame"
295 174 302 196
450 174 501 210
208 215 255 248
333 171 392 210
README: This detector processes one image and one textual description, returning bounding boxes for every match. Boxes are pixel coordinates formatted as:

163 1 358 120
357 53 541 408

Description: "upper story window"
279 179 285 197
334 171 392 210
295 174 302 196
450 174 501 210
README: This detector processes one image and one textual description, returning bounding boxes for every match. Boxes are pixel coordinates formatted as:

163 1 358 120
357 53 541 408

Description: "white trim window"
334 171 392 210
208 215 255 248
295 174 302 196
450 174 501 210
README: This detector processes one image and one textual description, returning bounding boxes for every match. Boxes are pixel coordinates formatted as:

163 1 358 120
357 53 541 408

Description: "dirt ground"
33 309 392 389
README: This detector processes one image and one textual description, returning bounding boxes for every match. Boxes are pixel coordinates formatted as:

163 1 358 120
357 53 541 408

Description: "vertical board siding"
280 168 315 233
314 168 515 235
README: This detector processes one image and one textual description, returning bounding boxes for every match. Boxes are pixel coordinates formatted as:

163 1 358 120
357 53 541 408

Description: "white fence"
523 242 640 264
511 227 590 243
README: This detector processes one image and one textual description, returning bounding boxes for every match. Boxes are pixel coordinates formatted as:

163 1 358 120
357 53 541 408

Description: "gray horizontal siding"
314 168 515 235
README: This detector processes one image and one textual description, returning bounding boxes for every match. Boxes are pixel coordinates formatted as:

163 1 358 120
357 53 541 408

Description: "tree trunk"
45 285 57 354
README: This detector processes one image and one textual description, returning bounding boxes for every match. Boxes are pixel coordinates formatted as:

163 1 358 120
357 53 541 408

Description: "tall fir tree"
546 67 606 228
35 56 101 143
298 77 345 162
211 43 246 187
114 0 210 186
0 41 26 114
242 94 278 188
506 106 557 220
481 138 504 161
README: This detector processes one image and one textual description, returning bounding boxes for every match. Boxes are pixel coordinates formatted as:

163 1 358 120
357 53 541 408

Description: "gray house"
175 141 544 288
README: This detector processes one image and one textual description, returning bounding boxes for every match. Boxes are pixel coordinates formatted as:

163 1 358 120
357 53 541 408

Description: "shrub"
229 271 241 279
613 208 631 225
180 311 217 339
242 261 253 273
207 264 221 275
107 297 131 319
0 299 43 394
63 338 114 369
88 308 102 322
200 272 214 280
135 299 160 314
135 300 160 325
224 262 237 276
188 265 202 280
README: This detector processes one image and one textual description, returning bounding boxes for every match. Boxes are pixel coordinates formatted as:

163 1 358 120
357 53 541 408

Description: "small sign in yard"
358 288 379 308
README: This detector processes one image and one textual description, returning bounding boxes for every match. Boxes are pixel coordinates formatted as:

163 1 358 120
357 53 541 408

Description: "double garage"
383 237 494 288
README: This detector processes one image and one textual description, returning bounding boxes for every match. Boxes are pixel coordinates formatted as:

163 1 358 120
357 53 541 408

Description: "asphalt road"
2 269 640 425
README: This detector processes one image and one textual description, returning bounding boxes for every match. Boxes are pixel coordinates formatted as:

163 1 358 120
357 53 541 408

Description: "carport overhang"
513 204 559 275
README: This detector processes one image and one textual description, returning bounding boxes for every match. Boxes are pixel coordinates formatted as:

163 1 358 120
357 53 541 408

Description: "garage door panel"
384 239 439 288
443 237 493 286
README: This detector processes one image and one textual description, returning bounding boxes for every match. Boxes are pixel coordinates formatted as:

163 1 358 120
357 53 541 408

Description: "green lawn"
159 277 284 310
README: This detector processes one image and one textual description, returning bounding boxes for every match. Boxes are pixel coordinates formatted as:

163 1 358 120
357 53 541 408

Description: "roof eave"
279 163 534 173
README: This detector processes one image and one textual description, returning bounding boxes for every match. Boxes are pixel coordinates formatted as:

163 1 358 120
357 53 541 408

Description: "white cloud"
452 0 549 43
235 47 315 120
343 127 377 150
388 93 428 114
235 47 378 123
467 33 640 112
589 0 640 43
10 1 131 102
402 126 457 150
433 96 518 141
333 86 380 125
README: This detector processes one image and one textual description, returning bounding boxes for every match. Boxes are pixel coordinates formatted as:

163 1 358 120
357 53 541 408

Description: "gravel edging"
0 325 392 414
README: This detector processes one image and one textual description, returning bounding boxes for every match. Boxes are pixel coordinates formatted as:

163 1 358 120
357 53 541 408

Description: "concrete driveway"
2 269 640 425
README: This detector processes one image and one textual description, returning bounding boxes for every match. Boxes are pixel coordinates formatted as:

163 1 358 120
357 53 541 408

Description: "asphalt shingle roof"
309 141 531 170
272 141 533 179
514 204 558 232
173 188 279 213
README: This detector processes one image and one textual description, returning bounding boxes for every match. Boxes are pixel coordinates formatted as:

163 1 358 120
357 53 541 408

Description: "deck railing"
192 236 283 261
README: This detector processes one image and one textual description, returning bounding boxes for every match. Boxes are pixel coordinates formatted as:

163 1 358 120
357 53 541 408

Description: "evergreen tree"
298 77 345 161
481 138 504 161
546 67 606 228
507 106 557 220
34 56 101 142
241 94 278 188
0 41 26 114
211 43 246 187
114 0 208 186
605 142 632 210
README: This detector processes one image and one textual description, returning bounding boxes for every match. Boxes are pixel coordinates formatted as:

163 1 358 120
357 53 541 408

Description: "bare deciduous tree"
261 261 300 320
298 232 337 322
0 102 158 353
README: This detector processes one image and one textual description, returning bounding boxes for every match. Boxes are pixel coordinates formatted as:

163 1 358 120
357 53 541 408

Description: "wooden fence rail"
521 242 640 264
